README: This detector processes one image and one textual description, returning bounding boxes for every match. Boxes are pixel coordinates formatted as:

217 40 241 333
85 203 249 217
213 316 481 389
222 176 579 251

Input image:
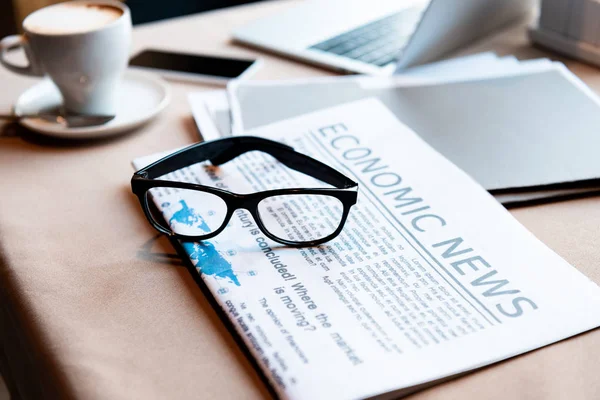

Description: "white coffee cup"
0 0 131 115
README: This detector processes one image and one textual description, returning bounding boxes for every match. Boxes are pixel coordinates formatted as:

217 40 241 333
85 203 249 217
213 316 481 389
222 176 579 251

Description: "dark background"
0 0 266 37
0 0 18 37
126 0 265 25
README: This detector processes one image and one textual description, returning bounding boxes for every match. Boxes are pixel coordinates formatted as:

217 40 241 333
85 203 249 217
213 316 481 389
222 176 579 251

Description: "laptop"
233 0 533 75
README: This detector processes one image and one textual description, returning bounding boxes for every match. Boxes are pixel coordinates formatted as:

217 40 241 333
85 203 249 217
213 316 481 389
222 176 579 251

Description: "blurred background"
0 0 266 37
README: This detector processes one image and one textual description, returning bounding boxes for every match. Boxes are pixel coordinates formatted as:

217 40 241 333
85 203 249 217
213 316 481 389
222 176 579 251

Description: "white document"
227 63 600 193
187 53 536 139
187 53 507 139
188 55 597 203
188 54 582 206
227 59 558 134
135 99 600 400
188 90 231 141
227 55 557 134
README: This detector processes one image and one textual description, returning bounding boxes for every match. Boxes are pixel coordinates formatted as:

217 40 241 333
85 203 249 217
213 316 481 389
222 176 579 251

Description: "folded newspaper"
133 99 600 400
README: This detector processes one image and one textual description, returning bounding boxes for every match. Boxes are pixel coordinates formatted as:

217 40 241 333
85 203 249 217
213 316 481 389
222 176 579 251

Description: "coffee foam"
24 3 123 35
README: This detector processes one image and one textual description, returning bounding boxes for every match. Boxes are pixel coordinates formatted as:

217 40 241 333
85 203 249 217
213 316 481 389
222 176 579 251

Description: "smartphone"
129 49 261 85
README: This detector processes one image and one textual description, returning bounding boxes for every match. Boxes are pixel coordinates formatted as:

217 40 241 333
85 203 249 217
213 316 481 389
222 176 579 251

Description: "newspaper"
134 98 600 400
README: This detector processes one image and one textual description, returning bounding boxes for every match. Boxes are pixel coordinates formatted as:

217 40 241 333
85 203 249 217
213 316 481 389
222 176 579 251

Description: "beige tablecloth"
1 1 599 399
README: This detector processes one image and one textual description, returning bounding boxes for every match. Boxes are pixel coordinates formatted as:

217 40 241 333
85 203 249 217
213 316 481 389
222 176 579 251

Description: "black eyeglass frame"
131 136 359 247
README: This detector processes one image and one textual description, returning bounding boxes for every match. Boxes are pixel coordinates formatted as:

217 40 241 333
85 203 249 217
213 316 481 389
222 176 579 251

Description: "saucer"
13 70 171 139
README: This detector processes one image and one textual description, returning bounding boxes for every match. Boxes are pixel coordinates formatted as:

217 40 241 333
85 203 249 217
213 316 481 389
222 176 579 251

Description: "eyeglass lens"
257 194 344 243
145 187 228 236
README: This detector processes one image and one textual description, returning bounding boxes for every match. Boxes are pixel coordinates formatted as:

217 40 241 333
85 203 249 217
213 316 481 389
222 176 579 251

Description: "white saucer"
13 70 171 139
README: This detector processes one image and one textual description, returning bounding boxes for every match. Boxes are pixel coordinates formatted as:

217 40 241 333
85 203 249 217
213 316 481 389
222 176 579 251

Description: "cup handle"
0 35 44 77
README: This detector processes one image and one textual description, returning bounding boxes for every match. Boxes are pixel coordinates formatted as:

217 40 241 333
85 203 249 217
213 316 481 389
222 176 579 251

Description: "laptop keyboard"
309 8 424 67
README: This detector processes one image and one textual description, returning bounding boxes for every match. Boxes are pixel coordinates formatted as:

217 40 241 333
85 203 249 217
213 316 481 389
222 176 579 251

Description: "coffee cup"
0 0 131 115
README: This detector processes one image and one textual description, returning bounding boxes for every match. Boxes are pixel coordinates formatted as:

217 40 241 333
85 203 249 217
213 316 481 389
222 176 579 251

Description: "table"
1 1 599 398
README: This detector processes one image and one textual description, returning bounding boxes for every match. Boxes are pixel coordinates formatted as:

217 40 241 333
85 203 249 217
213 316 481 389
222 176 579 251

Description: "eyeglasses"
131 136 358 247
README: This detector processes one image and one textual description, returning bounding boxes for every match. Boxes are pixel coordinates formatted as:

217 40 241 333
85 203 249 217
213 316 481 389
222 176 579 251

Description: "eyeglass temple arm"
140 136 357 189
209 137 357 189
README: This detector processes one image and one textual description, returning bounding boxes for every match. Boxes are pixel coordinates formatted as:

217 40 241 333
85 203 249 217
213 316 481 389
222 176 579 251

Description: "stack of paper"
188 52 600 206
